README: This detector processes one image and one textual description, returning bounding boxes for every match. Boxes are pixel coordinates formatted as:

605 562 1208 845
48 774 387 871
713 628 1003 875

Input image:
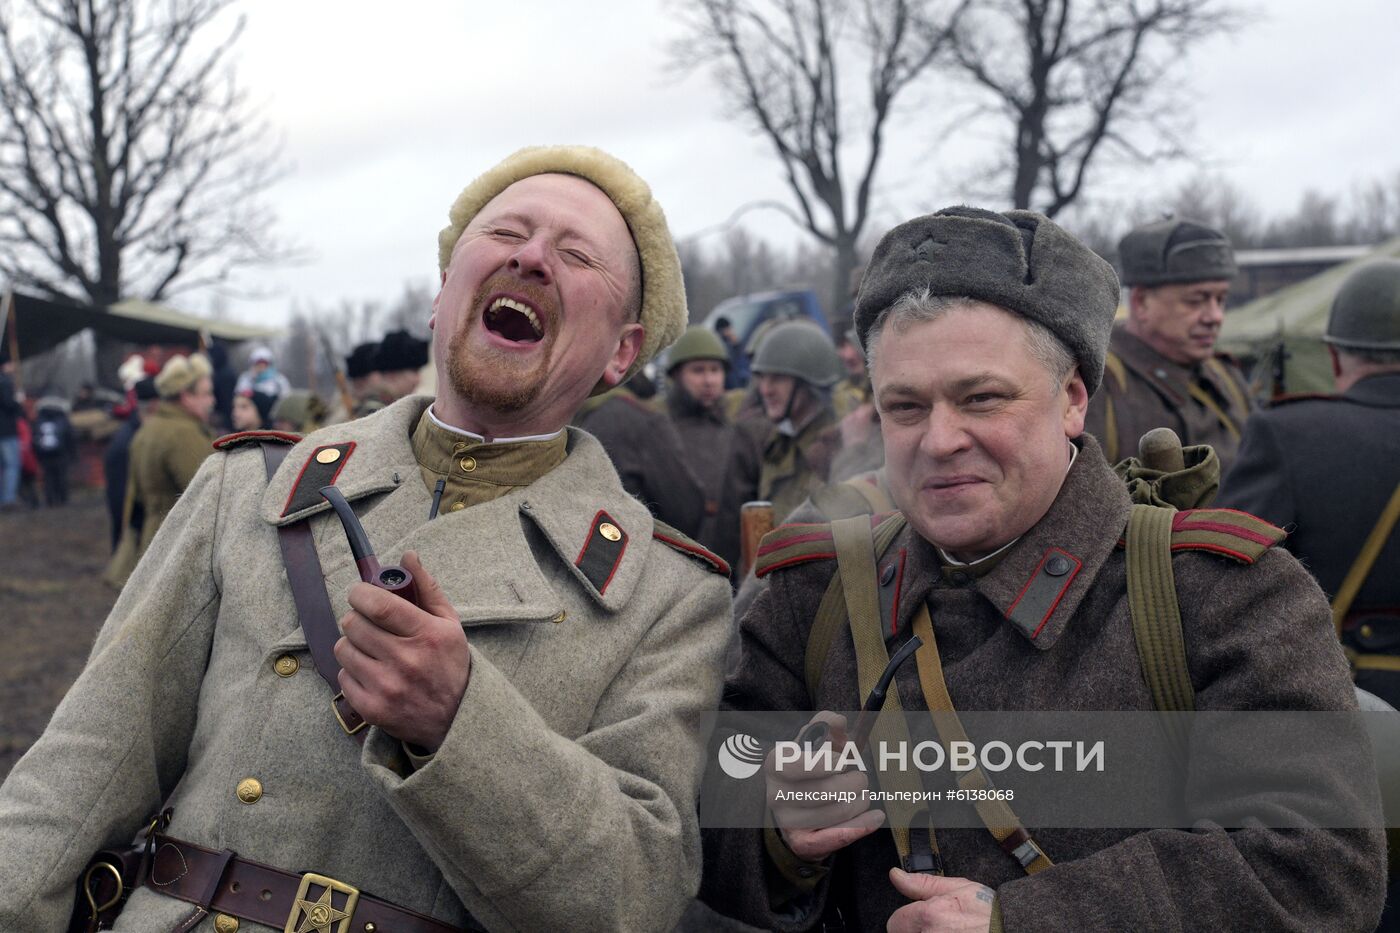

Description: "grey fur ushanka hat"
854 206 1120 396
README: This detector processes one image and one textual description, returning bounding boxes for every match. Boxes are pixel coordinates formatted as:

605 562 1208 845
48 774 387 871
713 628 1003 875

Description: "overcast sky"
199 0 1400 327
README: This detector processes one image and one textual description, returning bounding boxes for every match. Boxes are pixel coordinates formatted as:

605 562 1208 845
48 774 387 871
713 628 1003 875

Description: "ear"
598 323 646 389
429 272 447 330
1127 286 1148 317
1062 367 1089 438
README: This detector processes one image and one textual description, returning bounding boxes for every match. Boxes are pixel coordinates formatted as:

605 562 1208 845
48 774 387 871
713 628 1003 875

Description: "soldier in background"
574 371 707 536
664 325 765 575
1220 259 1400 709
105 353 216 586
103 376 160 550
752 321 843 522
374 329 431 403
326 340 385 424
831 327 871 419
1084 219 1253 470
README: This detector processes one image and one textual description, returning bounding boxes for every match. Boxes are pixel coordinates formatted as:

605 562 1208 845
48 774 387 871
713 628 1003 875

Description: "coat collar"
893 434 1131 651
259 394 655 613
1344 371 1400 408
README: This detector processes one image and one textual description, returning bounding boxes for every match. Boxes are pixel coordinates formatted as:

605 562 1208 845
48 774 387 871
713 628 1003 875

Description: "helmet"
667 326 729 372
750 322 842 388
1325 259 1400 351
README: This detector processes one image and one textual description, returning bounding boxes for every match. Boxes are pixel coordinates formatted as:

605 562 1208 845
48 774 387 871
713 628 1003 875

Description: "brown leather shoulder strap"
260 444 366 743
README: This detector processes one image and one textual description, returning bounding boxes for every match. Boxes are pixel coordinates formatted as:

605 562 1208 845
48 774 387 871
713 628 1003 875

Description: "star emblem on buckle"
285 872 358 933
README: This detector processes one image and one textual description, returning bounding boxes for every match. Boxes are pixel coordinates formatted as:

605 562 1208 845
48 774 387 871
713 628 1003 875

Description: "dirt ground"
0 488 118 779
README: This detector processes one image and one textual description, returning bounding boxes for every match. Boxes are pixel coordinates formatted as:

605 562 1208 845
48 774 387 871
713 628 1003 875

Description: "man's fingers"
888 867 969 900
346 581 421 637
784 808 885 861
333 632 379 677
400 550 455 619
339 611 393 661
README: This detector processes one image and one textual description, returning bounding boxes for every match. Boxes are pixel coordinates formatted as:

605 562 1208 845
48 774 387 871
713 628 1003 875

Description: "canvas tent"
1218 236 1400 396
1 289 280 363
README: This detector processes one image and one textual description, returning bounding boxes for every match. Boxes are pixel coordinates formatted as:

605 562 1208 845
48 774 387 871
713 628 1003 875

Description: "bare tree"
949 0 1239 217
674 0 968 316
0 0 289 310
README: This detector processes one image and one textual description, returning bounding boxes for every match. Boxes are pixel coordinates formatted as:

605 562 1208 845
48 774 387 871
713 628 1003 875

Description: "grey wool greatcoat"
700 434 1386 933
0 395 733 932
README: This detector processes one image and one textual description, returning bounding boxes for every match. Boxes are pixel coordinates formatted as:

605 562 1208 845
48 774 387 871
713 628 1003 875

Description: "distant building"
1229 245 1373 306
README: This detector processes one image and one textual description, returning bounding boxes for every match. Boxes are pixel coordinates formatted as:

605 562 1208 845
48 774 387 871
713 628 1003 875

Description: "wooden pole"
2 288 22 395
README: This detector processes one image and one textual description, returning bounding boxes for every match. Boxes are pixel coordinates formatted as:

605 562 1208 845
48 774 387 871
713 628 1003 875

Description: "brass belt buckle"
331 692 367 736
285 872 359 933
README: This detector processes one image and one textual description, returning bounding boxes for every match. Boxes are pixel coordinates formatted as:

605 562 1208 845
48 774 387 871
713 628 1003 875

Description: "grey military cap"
751 321 843 388
1326 259 1400 351
854 206 1120 396
1117 218 1237 287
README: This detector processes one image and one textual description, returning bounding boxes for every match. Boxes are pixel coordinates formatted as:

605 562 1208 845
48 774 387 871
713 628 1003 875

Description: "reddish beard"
445 274 556 413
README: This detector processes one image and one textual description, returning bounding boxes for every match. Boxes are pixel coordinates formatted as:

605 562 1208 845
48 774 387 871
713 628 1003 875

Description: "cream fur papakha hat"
154 352 212 399
437 145 687 382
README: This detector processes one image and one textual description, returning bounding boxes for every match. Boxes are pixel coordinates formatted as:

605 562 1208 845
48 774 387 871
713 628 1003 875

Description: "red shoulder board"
1170 508 1286 564
652 521 730 576
754 522 834 578
212 429 302 451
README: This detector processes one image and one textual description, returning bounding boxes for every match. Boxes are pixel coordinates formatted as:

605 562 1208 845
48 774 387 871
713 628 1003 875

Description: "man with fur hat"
373 329 431 403
0 146 732 932
104 352 216 586
1084 218 1253 470
700 206 1383 931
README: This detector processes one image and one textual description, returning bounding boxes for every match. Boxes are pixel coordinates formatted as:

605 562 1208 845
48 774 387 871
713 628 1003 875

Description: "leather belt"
144 834 461 933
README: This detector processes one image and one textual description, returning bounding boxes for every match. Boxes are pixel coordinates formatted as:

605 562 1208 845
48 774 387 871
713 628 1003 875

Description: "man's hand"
769 712 886 863
886 868 995 933
334 551 470 751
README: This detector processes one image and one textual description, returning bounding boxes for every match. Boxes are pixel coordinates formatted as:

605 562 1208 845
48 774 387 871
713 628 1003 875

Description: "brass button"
599 522 622 542
214 915 240 933
315 447 341 465
364 925 377 933
450 501 466 512
236 778 263 804
552 610 567 623
459 456 477 473
453 442 468 452
273 654 299 677
1361 624 1374 639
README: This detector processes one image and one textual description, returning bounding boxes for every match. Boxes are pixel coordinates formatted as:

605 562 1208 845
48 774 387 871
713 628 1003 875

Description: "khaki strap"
850 477 895 515
1102 352 1129 463
1205 357 1252 418
1348 651 1400 673
910 606 1053 874
1126 504 1194 770
1186 377 1241 442
806 515 907 698
829 515 935 870
1333 479 1400 635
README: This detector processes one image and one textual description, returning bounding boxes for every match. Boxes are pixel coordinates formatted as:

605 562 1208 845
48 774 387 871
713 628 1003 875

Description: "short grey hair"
864 289 1077 386
1339 346 1400 367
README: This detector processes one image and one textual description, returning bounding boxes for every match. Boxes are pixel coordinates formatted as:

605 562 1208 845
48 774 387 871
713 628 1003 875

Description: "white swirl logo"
717 733 767 780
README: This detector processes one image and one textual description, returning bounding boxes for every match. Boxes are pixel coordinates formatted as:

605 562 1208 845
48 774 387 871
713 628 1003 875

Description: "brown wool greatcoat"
700 434 1385 933
574 388 708 537
666 388 766 576
0 395 733 932
1084 326 1253 471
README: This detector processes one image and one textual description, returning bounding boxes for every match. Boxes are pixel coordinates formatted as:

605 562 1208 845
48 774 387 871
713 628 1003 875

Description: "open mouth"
483 296 545 344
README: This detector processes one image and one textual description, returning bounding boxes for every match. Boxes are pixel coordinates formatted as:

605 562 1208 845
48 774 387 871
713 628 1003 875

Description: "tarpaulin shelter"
1218 236 1400 396
1 289 280 364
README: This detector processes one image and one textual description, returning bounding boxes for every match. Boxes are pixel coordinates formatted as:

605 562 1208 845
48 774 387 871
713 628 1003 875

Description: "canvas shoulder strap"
827 514 939 873
1333 478 1400 634
260 443 368 743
